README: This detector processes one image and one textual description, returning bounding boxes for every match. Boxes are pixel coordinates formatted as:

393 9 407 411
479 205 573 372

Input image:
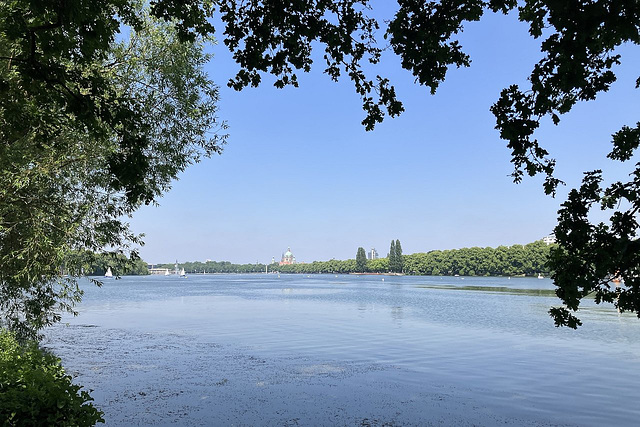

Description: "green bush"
0 330 104 426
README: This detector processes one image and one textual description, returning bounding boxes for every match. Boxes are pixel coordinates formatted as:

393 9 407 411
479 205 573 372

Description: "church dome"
279 247 296 265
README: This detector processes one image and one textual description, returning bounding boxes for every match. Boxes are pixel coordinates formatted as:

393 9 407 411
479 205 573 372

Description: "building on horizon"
367 248 379 260
542 234 556 245
279 247 296 265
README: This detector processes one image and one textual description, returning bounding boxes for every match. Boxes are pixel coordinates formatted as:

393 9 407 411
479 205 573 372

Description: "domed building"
280 247 296 265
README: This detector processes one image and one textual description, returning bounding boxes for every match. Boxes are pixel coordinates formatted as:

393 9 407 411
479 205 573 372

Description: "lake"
44 274 640 426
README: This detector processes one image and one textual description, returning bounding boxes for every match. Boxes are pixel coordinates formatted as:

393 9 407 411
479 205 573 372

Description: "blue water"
45 274 640 426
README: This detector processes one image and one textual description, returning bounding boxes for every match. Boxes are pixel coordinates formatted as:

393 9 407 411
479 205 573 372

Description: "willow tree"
0 2 226 339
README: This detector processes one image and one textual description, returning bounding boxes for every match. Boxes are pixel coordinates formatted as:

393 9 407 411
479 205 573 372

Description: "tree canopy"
271 240 552 276
0 1 226 339
395 239 404 273
389 239 405 273
155 260 267 274
389 240 397 272
356 247 367 272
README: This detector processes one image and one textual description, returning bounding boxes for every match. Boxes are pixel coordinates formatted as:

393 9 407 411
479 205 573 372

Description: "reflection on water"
44 274 640 426
417 284 558 296
390 306 403 325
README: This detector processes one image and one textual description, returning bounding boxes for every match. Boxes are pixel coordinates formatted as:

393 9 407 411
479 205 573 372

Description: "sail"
105 267 113 278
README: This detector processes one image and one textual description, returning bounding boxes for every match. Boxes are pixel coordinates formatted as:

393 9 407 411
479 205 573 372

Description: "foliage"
218 0 403 130
0 2 226 339
368 257 390 274
355 247 368 273
547 173 640 328
389 240 397 272
156 260 267 274
0 330 104 426
388 239 404 273
395 239 404 273
274 258 355 275
404 241 551 277
65 252 149 277
271 240 551 276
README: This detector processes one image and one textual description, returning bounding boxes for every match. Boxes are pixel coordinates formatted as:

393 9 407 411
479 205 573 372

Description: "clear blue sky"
130 7 640 265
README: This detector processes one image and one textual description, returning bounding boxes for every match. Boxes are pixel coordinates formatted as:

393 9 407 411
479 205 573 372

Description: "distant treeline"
274 241 553 277
154 260 267 274
153 241 553 277
64 251 149 276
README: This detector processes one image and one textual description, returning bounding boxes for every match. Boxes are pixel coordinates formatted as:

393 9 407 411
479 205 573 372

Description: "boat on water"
174 261 180 276
104 267 113 278
179 267 187 278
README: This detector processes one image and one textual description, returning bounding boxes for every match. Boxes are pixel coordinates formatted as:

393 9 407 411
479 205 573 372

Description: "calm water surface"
45 274 640 426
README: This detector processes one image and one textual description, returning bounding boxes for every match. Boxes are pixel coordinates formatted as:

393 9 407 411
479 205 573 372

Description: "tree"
355 247 368 273
0 2 226 339
395 239 404 274
67 251 149 276
403 243 551 277
389 240 397 272
368 257 389 273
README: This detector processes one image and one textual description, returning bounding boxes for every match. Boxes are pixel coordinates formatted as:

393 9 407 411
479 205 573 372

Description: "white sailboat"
104 267 113 278
179 267 187 278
